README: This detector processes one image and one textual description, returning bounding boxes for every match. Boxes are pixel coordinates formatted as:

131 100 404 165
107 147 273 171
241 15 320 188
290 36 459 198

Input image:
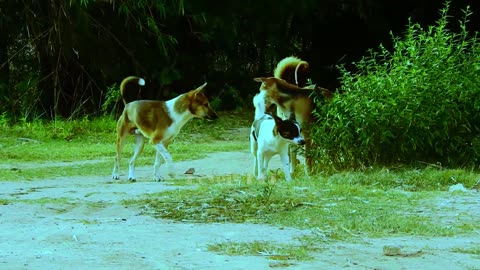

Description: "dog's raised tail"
273 56 309 86
253 91 267 120
120 76 145 104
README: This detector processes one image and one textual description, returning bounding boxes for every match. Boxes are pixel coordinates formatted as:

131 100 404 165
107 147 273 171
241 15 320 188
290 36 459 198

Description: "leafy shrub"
101 83 121 116
311 3 480 169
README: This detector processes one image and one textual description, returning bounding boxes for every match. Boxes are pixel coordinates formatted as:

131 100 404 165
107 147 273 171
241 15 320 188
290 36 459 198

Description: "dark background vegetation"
1 0 480 169
1 0 478 119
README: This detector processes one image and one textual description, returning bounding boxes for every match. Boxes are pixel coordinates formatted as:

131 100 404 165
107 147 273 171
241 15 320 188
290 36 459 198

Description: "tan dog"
253 77 316 125
112 76 218 181
254 56 333 173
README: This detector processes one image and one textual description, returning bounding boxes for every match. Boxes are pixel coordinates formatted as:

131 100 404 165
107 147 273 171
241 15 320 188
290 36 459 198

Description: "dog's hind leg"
250 132 258 177
252 148 258 178
154 142 175 181
127 133 145 181
112 131 129 180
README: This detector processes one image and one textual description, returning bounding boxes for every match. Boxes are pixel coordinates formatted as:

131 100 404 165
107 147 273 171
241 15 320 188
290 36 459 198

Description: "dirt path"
1 151 480 269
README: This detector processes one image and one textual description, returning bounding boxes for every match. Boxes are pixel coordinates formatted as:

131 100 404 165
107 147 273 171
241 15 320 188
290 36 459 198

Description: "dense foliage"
311 4 480 168
1 0 465 121
2 0 480 169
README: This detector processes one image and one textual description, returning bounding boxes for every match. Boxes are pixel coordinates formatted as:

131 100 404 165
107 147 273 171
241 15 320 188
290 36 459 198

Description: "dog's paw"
112 174 120 180
155 176 164 182
128 178 136 182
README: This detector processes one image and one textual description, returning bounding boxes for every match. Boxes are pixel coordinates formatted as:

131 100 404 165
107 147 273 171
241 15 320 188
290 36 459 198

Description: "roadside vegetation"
311 3 480 170
1 2 479 266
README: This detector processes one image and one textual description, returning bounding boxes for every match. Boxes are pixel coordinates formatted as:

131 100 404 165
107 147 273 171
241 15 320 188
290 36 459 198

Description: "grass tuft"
124 173 477 241
207 240 317 262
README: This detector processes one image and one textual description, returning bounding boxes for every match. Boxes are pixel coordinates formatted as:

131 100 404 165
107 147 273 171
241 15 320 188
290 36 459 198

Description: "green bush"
312 3 480 169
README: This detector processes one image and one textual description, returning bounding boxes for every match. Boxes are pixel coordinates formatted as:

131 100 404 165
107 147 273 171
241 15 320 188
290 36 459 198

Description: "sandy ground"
1 151 480 270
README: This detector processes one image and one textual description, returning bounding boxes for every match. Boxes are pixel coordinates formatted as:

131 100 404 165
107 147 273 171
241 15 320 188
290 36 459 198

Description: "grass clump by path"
207 240 318 263
124 171 480 263
125 168 480 239
452 246 480 258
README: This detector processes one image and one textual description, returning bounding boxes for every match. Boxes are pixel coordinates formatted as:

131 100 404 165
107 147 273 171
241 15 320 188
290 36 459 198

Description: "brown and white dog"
254 56 333 173
112 76 218 181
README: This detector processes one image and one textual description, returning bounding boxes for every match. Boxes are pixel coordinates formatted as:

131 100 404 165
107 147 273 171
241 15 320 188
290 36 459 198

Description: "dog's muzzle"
296 139 306 146
205 111 218 120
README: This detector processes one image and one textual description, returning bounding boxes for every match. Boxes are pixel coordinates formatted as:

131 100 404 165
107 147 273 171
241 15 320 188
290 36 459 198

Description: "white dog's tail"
253 91 267 120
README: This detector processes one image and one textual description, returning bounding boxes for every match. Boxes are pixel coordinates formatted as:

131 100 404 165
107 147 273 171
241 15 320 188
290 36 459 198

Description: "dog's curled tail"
273 56 309 86
252 91 267 120
120 76 145 104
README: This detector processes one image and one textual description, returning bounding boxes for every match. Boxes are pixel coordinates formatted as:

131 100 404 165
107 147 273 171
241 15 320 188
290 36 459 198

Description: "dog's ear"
272 113 283 126
193 82 207 96
196 82 207 91
288 112 296 121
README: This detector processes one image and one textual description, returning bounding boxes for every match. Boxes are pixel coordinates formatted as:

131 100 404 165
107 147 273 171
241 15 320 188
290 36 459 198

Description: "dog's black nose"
206 112 218 120
298 139 306 145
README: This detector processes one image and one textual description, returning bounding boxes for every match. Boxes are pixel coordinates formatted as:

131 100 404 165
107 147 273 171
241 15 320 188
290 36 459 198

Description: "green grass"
123 172 480 262
207 240 318 262
124 173 479 240
327 167 480 191
452 246 480 258
0 161 112 181
0 111 251 181
2 112 480 263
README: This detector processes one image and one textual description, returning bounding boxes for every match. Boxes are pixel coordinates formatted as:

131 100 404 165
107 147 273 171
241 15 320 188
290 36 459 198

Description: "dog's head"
187 83 218 121
272 113 305 146
254 77 278 91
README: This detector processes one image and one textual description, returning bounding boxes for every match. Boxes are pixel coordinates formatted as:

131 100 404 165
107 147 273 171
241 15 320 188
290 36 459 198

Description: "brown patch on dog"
120 100 173 145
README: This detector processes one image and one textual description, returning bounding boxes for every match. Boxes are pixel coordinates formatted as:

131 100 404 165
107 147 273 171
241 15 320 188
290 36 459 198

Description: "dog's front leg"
256 151 266 180
289 145 297 174
154 143 175 180
153 150 165 181
252 155 258 177
127 134 145 181
280 150 292 181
